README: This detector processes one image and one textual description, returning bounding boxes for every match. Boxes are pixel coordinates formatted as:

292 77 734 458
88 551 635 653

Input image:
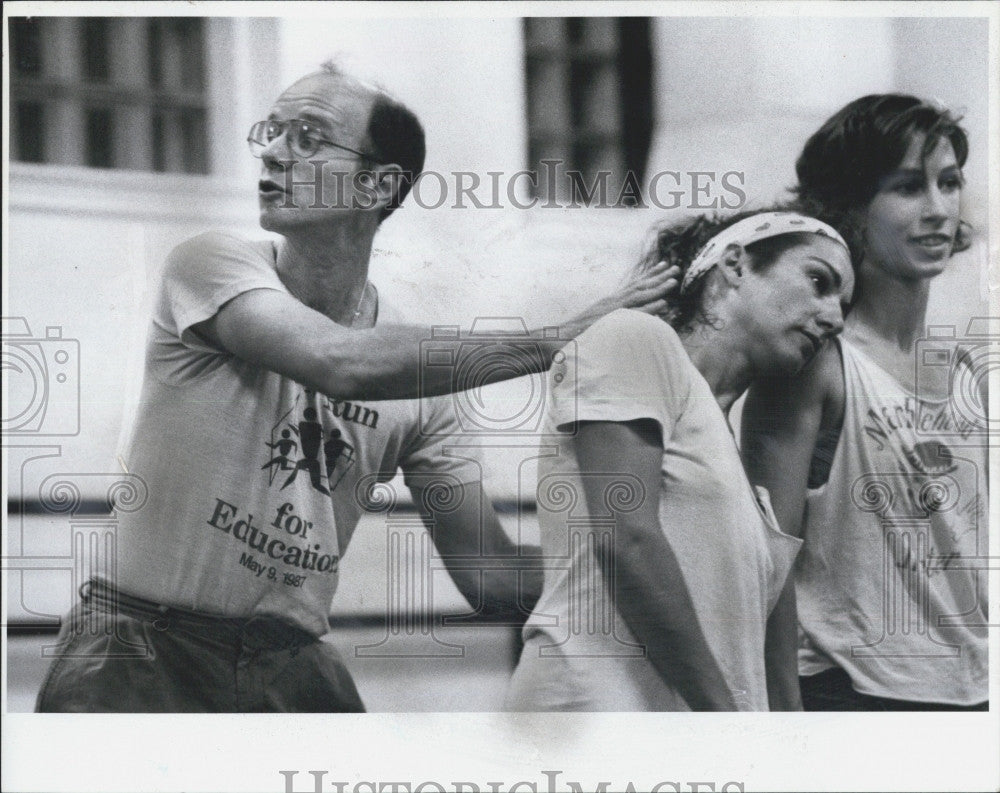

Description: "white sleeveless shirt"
797 338 988 704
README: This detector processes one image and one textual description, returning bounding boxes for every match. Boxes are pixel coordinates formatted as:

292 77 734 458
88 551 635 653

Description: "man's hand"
410 480 543 625
560 262 680 340
197 254 679 402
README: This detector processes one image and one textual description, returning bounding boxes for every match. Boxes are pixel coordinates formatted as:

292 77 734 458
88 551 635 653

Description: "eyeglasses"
247 119 381 162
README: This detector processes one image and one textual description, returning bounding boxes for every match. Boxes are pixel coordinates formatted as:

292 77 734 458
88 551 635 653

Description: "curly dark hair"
793 93 972 253
635 208 861 334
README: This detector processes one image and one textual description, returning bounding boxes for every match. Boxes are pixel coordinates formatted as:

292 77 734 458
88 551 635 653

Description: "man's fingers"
640 298 669 317
613 263 680 312
640 263 681 290
631 296 668 313
634 265 680 297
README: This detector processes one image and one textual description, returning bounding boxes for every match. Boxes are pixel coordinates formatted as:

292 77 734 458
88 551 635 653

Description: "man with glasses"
36 63 675 712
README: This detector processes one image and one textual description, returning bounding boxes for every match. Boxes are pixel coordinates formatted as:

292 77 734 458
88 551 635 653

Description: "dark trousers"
800 667 988 712
36 580 365 713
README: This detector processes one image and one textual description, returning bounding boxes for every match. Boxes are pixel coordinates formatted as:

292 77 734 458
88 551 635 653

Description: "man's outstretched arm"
197 262 679 402
408 480 543 625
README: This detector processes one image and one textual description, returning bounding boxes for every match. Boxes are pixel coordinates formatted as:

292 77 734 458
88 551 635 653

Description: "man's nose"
260 128 294 168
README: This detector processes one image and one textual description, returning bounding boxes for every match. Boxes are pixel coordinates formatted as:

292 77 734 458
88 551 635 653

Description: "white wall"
646 17 895 209
278 16 528 181
891 17 992 323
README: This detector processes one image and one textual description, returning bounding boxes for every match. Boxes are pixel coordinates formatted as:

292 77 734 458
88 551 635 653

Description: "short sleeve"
157 231 286 351
397 395 483 487
375 300 483 488
549 309 691 440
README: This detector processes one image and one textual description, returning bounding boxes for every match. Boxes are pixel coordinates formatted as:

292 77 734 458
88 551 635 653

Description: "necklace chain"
351 281 373 327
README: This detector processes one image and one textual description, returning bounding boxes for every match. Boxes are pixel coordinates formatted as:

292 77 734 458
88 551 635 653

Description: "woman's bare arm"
575 418 738 711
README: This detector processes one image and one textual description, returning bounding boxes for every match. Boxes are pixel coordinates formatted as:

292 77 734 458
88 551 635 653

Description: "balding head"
314 62 426 222
267 64 426 225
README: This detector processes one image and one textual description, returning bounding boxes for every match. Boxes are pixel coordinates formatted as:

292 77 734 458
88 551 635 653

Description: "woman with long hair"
742 95 988 710
505 208 855 711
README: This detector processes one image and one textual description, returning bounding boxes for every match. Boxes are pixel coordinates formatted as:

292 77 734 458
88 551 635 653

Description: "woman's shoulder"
791 339 846 429
747 338 844 425
576 309 686 370
574 310 692 400
586 309 681 350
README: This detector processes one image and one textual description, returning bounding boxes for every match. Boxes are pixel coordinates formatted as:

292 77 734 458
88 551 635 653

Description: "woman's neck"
847 259 932 352
680 325 752 415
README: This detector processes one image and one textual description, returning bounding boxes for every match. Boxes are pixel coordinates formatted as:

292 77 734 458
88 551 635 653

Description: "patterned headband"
679 211 849 293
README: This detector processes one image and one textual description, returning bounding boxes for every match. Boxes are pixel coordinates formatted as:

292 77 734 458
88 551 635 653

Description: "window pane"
180 109 209 174
85 108 115 167
176 19 206 91
15 102 46 162
147 20 163 88
617 18 654 180
83 18 111 82
151 111 166 172
566 18 584 47
12 16 210 173
525 16 652 204
10 18 43 75
525 18 566 50
149 18 207 91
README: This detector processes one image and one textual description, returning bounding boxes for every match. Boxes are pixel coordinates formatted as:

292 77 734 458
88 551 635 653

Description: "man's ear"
368 163 404 211
716 244 745 286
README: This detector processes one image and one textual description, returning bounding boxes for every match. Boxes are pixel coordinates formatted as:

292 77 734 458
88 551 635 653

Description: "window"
9 17 210 174
523 18 653 206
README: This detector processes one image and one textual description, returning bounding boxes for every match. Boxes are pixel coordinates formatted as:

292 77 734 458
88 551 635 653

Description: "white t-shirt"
798 338 988 704
114 231 477 636
504 309 801 711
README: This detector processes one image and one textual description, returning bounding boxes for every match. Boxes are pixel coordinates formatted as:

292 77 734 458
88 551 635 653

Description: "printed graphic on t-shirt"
199 388 383 590
205 495 339 589
263 390 373 495
903 440 956 476
860 396 985 532
847 394 987 658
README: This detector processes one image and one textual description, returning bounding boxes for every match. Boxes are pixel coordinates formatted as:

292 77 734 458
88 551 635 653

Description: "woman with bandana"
505 209 855 711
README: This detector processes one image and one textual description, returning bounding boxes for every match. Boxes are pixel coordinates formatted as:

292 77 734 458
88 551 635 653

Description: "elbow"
310 336 420 401
600 522 659 583
615 522 657 557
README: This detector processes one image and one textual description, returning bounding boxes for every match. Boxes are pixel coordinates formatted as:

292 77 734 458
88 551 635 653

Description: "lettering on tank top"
854 394 985 584
862 396 978 454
